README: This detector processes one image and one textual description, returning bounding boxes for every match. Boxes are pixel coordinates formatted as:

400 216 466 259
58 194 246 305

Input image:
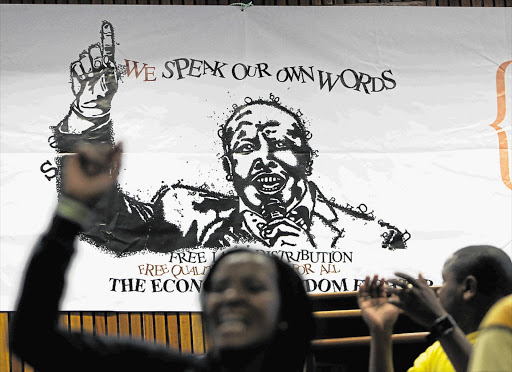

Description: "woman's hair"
201 247 315 372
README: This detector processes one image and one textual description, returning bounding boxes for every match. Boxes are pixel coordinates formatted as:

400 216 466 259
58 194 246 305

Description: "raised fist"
70 21 118 121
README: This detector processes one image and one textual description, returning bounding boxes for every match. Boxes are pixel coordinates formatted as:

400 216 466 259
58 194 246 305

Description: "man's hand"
70 21 118 122
62 142 122 206
261 217 314 248
387 272 447 328
358 275 400 334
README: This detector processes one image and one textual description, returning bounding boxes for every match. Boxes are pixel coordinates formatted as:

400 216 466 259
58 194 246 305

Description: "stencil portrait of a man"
52 21 409 256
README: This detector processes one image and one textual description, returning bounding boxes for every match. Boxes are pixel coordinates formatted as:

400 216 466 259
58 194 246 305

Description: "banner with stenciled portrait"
1 5 510 311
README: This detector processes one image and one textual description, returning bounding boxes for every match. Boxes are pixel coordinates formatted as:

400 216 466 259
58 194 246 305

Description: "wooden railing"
1 290 439 372
0 311 209 372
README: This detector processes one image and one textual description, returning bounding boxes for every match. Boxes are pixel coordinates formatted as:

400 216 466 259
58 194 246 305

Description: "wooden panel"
11 355 23 372
167 313 180 350
130 313 143 340
154 313 167 346
191 313 205 354
94 312 106 336
8 313 23 372
143 313 155 343
179 312 192 354
82 312 94 335
0 313 10 372
118 313 131 338
59 312 69 331
69 312 82 332
203 315 211 352
106 312 118 337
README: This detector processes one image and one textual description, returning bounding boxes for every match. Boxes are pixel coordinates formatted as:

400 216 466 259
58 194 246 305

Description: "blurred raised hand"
62 142 122 206
358 275 400 333
386 272 447 328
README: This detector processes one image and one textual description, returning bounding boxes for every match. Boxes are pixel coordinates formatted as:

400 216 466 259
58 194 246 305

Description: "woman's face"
203 252 280 351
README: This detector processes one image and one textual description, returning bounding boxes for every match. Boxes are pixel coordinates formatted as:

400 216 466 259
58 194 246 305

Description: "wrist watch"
427 314 456 342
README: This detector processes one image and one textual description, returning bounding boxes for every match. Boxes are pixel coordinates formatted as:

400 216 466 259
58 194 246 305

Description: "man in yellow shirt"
407 330 479 372
469 294 512 372
358 245 512 372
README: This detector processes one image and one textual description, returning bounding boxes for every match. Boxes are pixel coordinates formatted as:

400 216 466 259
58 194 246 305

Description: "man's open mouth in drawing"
253 173 287 195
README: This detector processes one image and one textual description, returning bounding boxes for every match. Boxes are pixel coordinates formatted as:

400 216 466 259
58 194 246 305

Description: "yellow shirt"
468 295 512 372
407 332 479 372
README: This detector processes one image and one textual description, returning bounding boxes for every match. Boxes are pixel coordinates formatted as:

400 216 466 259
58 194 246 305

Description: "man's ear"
222 156 234 182
462 275 478 301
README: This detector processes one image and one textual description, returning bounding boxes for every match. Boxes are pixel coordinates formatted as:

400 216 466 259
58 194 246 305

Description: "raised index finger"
101 21 115 64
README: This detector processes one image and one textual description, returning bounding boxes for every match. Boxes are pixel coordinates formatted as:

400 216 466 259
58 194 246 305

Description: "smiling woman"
9 143 315 372
202 248 315 372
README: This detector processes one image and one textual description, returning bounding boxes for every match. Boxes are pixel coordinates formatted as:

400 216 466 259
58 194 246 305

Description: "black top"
9 214 205 372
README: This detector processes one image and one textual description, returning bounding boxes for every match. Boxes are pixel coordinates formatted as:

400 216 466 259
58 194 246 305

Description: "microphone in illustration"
259 193 286 222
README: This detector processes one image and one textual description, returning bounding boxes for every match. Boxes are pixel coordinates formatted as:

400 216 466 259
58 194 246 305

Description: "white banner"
1 5 511 311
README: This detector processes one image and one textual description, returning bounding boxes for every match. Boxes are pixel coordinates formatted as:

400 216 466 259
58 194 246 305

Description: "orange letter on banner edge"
490 61 512 190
